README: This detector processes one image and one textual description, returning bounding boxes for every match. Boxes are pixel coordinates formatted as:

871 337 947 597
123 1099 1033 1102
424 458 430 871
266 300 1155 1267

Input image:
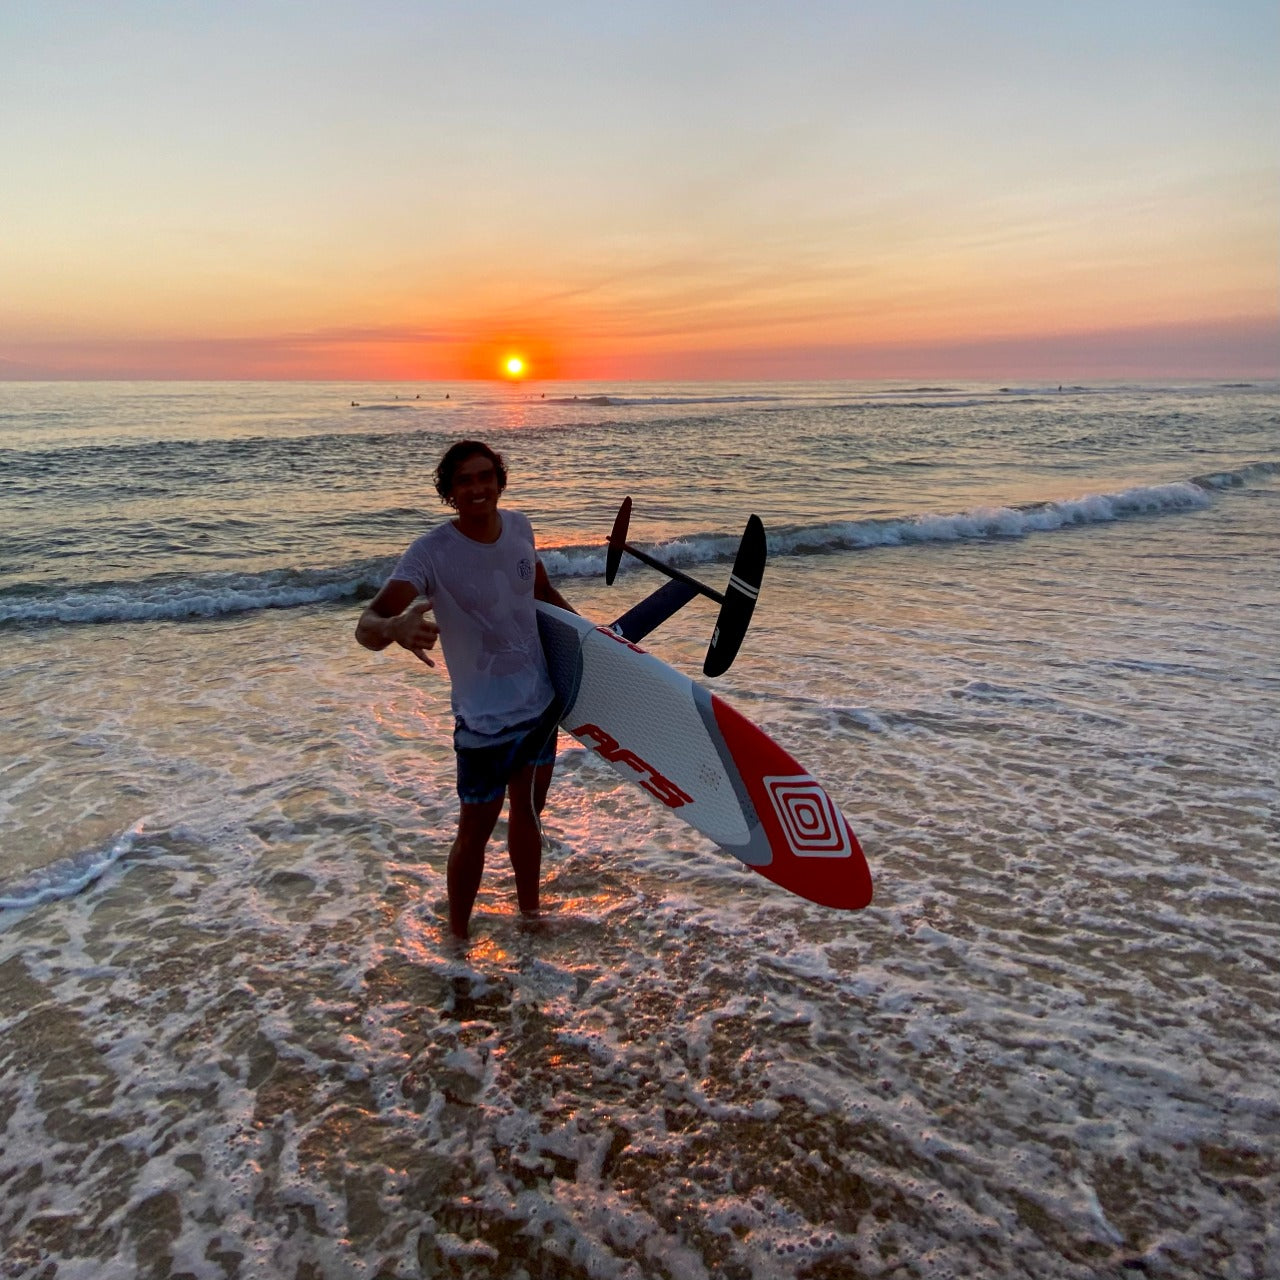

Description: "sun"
460 335 559 380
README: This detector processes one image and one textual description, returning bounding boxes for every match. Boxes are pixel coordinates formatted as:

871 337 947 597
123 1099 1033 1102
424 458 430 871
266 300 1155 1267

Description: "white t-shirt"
389 510 555 735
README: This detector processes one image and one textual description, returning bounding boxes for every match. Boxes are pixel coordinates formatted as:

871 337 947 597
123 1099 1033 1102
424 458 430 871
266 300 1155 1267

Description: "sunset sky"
2 1 1276 381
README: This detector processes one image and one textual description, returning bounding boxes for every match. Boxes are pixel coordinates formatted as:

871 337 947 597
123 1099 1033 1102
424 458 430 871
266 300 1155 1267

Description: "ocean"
1 379 1277 1279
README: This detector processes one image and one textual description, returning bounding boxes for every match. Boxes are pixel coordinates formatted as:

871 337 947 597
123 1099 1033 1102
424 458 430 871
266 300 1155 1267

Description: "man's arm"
356 580 441 666
534 560 576 614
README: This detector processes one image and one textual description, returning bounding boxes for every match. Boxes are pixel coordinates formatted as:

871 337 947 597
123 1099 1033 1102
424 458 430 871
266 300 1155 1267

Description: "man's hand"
391 598 440 666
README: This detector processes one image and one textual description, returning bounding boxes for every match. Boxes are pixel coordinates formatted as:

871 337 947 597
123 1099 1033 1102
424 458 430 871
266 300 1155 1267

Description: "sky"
1 0 1277 382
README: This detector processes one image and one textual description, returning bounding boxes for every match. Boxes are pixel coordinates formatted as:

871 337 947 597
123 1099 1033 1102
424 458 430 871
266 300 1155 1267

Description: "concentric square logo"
763 775 852 858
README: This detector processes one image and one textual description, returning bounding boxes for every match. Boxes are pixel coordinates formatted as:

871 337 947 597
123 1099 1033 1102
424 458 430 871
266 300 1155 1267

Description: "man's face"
448 453 502 517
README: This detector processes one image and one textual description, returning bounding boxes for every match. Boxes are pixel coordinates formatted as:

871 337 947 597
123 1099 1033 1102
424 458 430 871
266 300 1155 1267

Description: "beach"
1 379 1277 1278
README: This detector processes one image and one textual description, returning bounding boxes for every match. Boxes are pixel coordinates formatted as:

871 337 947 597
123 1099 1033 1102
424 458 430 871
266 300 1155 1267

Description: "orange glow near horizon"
456 332 562 381
2 310 1275 382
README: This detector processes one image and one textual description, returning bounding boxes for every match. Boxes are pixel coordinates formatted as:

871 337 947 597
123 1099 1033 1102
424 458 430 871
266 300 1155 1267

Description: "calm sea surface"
1 379 1277 1278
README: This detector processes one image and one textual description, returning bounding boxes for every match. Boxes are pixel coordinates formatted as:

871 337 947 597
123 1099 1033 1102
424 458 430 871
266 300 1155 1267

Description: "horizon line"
2 315 1276 383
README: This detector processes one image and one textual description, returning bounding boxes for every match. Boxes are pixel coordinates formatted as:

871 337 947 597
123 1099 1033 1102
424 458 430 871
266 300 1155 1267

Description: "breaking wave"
1 466 1272 628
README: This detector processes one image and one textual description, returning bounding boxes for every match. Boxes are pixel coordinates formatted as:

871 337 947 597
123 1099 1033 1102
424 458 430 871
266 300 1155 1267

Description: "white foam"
0 821 146 913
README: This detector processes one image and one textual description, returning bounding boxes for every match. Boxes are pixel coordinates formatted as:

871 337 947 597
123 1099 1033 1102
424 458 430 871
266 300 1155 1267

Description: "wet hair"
434 440 508 505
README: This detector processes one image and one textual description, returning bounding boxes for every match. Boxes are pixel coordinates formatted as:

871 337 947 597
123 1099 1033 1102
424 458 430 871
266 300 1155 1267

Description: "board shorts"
453 702 560 806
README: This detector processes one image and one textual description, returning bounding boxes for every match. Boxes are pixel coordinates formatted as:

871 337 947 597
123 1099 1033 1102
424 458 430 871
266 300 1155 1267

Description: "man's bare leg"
532 758 555 816
447 797 503 939
506 763 546 917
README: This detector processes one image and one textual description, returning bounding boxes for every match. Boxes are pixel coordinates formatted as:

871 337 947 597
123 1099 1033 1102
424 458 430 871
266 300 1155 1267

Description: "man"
356 440 574 940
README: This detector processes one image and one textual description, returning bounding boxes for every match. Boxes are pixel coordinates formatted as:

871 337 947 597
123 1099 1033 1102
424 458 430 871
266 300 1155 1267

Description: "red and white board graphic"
537 603 872 910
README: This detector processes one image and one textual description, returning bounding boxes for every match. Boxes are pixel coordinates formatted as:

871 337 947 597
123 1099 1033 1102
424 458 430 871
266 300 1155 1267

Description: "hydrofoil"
536 499 873 910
